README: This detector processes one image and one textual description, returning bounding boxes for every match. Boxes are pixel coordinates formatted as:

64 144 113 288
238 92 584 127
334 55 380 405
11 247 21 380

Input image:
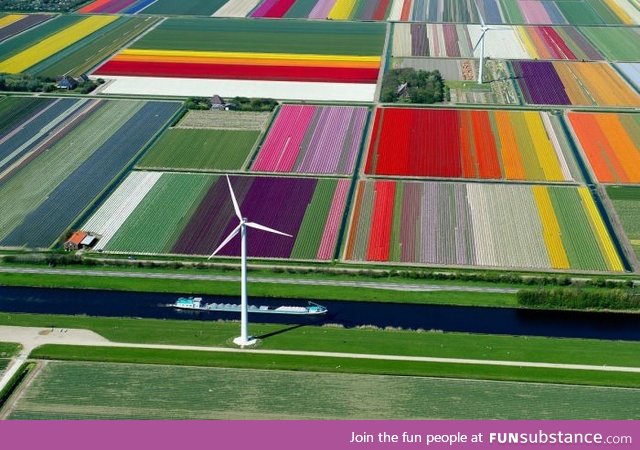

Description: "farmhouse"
64 231 97 251
56 75 78 90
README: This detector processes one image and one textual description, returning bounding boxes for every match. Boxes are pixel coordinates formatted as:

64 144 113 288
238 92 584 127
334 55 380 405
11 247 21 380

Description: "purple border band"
1 421 637 450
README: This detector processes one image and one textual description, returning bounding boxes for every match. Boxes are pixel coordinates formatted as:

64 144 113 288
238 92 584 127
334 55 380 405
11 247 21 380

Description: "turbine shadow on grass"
255 324 307 340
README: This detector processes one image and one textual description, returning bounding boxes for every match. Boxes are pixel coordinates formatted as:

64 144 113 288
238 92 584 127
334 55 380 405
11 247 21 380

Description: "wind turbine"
472 0 498 84
208 175 291 347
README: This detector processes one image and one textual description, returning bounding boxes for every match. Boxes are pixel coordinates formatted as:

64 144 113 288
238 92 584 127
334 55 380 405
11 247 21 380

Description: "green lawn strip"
29 345 640 389
0 100 143 241
284 0 317 18
141 0 228 15
137 129 258 171
578 27 640 62
585 1 622 25
606 186 640 258
32 16 160 79
499 0 525 24
132 18 386 56
0 272 517 307
549 186 607 271
555 2 605 25
104 173 212 253
4 312 640 367
290 179 336 259
389 182 403 262
0 261 531 289
0 342 21 358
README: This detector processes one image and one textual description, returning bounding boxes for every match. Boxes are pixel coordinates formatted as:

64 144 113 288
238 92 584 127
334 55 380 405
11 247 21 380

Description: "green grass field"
579 27 640 61
9 361 640 419
0 271 518 307
0 343 21 358
141 0 228 15
607 186 640 258
138 129 259 171
0 359 8 373
5 312 639 368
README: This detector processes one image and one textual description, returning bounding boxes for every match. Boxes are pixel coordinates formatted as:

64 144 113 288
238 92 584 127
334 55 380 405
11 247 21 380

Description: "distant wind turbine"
472 0 499 84
208 175 292 347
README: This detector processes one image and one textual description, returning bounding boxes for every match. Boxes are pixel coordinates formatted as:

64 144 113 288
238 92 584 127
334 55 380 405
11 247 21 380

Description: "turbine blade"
208 224 241 259
226 175 242 220
472 30 487 53
474 0 486 28
246 221 292 237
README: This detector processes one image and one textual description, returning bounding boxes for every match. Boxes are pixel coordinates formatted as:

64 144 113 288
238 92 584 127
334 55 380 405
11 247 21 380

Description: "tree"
380 68 446 104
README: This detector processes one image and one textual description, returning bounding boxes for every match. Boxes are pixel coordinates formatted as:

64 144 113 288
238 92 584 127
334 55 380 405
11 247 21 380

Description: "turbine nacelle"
208 175 291 260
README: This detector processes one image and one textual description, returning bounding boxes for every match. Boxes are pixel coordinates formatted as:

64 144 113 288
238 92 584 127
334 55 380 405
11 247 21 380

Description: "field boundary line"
27 339 640 375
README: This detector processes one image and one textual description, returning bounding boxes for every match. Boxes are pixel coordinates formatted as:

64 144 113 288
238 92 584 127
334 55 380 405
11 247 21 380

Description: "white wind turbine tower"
472 0 498 84
208 175 292 347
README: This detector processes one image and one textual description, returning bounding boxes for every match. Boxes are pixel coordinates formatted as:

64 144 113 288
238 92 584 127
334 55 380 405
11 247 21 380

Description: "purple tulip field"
251 104 368 175
83 172 350 260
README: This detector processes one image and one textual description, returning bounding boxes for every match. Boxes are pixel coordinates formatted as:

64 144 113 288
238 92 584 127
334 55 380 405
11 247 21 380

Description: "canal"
1 286 639 340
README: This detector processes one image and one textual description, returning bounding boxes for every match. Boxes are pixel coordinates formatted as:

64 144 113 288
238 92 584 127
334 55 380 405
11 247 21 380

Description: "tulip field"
567 112 640 184
0 98 181 249
78 0 394 20
345 180 623 272
250 0 393 20
515 26 604 60
512 61 640 107
606 186 640 258
79 0 229 15
392 24 607 61
84 173 350 260
0 15 117 74
0 14 157 79
616 63 640 91
251 105 369 176
365 107 579 182
93 18 385 100
0 14 51 42
391 0 640 25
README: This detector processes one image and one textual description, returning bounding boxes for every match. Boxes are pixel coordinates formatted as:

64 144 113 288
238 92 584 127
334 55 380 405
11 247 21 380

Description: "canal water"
1 286 639 341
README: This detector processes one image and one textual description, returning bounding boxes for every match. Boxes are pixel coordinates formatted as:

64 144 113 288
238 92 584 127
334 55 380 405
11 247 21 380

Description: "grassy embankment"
2 312 639 387
0 270 518 307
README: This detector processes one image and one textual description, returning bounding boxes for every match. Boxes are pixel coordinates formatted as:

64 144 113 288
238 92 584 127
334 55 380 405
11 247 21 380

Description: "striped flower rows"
0 100 181 249
567 112 640 184
392 23 608 61
366 107 578 182
95 49 381 84
252 105 368 176
0 14 50 43
512 61 640 107
0 15 117 74
345 180 623 272
80 0 162 14
390 0 640 25
84 172 349 261
84 171 162 250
